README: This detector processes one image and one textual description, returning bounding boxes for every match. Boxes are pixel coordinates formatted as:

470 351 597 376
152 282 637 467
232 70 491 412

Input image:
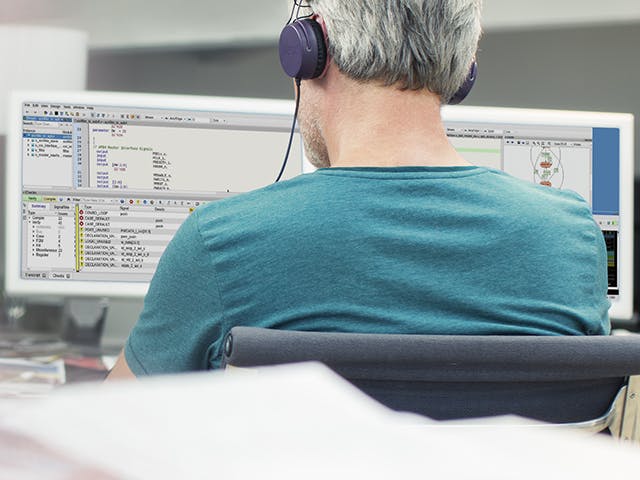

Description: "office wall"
88 45 292 100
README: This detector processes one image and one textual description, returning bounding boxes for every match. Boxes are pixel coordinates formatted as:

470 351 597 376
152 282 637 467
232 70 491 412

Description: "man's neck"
321 78 470 168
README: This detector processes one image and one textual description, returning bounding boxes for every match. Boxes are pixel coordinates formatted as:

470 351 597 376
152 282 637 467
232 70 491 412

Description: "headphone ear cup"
305 19 328 79
279 18 328 80
448 61 478 105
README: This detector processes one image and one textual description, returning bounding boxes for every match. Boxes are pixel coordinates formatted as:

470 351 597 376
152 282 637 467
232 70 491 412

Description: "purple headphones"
279 17 477 105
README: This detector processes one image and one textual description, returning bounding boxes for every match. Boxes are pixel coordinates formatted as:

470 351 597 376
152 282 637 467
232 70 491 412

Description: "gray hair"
305 0 482 101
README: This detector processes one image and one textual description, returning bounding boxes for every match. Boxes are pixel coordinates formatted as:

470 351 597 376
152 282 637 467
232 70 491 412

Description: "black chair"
222 327 640 442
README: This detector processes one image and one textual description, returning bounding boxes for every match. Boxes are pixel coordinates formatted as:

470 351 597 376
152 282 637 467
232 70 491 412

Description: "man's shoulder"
193 172 326 234
483 168 593 218
466 170 599 255
207 171 320 207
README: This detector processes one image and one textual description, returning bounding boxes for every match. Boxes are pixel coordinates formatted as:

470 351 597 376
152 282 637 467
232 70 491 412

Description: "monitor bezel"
5 90 304 299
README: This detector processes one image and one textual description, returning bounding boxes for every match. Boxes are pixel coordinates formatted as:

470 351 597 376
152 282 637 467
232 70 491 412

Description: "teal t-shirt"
125 166 610 375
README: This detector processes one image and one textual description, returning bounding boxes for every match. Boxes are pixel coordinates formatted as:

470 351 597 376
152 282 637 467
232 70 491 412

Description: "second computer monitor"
441 105 634 321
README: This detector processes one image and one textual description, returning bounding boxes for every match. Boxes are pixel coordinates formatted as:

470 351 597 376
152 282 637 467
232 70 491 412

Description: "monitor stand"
100 298 143 351
0 297 133 357
62 298 109 348
0 296 66 356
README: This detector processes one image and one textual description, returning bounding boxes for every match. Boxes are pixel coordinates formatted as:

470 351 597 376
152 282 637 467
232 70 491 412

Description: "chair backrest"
222 327 640 424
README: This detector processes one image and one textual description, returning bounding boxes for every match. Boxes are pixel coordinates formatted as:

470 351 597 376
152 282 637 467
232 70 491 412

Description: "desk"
0 336 119 477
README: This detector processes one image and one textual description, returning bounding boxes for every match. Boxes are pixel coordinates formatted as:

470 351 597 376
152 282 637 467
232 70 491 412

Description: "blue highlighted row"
23 116 73 122
23 133 72 140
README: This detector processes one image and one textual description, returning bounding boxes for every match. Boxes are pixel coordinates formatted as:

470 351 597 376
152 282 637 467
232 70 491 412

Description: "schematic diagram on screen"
531 146 564 188
503 140 592 205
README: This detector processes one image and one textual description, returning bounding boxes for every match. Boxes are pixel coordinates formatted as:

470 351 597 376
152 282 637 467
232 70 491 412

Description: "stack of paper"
0 358 65 400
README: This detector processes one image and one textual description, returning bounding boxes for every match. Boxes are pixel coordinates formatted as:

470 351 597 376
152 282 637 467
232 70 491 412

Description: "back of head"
307 0 482 102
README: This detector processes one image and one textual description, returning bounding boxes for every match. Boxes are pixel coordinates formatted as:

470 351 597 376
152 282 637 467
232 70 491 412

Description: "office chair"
222 327 640 442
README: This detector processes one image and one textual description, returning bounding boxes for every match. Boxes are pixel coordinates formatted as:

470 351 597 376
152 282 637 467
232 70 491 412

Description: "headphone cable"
275 77 302 183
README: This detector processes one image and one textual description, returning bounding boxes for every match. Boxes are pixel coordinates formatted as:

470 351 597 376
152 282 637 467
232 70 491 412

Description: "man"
108 0 609 379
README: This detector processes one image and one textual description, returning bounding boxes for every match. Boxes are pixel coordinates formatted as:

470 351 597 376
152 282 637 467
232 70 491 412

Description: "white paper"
1 362 639 479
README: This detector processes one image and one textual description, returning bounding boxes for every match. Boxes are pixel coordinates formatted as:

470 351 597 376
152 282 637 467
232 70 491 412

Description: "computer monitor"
441 105 634 321
5 94 634 321
5 91 307 299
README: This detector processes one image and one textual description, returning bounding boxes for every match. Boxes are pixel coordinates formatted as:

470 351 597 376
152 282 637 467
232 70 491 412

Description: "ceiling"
1 0 639 51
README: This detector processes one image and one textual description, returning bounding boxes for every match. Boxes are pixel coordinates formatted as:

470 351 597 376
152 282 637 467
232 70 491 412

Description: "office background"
86 23 640 169
1 1 640 337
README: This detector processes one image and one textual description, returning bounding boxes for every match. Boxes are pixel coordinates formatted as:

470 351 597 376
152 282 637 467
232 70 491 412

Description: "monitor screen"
441 106 634 321
5 91 306 298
